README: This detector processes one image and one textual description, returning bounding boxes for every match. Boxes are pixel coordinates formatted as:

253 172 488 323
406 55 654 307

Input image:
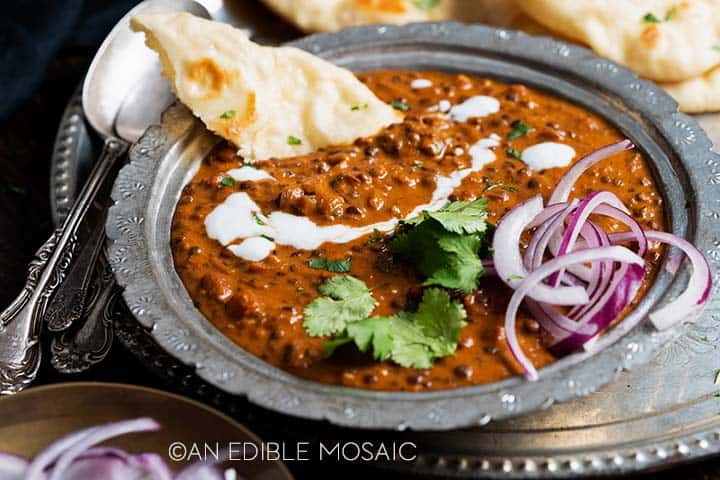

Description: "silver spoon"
0 0 209 394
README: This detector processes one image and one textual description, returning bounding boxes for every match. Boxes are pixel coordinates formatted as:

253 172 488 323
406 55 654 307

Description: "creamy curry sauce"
171 71 665 391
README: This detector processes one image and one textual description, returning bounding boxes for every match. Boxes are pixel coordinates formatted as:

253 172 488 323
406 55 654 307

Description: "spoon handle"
0 138 127 394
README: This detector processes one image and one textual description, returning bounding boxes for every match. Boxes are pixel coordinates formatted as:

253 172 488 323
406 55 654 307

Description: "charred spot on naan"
186 58 237 99
354 0 408 14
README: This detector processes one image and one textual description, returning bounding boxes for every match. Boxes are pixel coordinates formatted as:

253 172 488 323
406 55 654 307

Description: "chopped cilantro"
324 288 467 368
253 213 267 226
643 12 660 23
506 148 523 161
390 100 411 112
351 103 369 111
219 177 235 187
260 234 275 242
702 335 710 341
308 257 351 273
288 135 303 145
303 276 378 336
220 110 236 119
483 181 518 193
392 199 490 293
507 120 533 140
412 0 440 10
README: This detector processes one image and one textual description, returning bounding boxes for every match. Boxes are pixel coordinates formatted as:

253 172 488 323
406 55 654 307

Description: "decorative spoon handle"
0 138 127 394
45 211 108 333
51 263 115 374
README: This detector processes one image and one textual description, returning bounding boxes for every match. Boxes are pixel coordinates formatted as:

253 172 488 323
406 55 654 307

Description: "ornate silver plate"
51 16 720 479
102 22 719 432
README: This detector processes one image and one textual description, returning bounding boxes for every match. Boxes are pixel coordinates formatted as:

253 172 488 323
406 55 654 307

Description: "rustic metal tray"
50 10 720 479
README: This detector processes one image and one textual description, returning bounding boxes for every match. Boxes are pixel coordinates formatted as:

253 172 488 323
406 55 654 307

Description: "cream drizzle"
205 135 502 261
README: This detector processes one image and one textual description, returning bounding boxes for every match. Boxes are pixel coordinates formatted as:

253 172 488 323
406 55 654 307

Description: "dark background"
1 1 719 478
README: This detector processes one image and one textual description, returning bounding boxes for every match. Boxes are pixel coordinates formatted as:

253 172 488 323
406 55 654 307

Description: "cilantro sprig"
305 278 467 368
303 276 378 337
392 198 491 293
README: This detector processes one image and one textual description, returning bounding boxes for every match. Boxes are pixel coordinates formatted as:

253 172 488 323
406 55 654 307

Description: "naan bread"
260 0 540 33
260 0 442 33
131 13 402 161
516 0 720 82
661 66 720 113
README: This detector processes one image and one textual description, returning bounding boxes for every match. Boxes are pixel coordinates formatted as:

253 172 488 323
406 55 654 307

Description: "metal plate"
0 382 293 480
50 12 720 480
103 21 718 432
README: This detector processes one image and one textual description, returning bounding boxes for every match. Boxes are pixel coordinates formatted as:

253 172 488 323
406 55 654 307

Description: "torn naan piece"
130 13 402 162
516 0 720 83
661 66 720 113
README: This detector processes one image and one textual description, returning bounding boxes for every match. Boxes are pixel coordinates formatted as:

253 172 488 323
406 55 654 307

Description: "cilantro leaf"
220 110 236 119
391 100 411 111
643 12 660 23
219 177 235 187
424 197 489 234
308 257 351 273
506 120 533 140
288 135 302 145
392 202 488 293
324 288 467 368
506 148 523 161
303 276 377 336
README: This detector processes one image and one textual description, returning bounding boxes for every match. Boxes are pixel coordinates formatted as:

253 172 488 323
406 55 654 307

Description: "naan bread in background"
259 0 445 33
259 0 545 33
131 13 402 161
661 66 720 114
516 0 720 83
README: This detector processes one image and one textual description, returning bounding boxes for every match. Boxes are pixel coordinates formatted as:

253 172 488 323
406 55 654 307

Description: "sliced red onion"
0 453 28 480
505 246 644 380
493 196 589 306
550 263 645 355
26 427 102 479
495 139 710 380
549 191 629 286
549 139 634 204
610 230 712 330
45 418 160 480
50 450 173 480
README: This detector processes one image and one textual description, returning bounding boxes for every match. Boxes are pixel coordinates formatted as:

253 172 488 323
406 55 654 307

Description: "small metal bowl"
107 22 719 430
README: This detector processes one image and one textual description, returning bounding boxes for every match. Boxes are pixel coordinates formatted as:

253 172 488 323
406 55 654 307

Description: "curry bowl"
107 22 718 430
